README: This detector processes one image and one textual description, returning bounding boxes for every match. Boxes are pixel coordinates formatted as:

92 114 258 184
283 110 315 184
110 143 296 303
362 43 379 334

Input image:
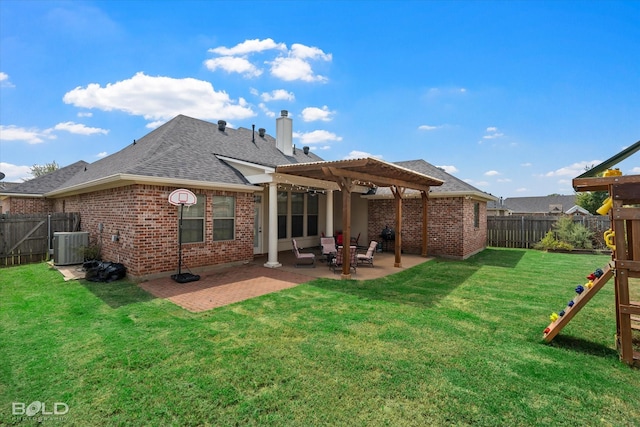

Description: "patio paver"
137 250 431 312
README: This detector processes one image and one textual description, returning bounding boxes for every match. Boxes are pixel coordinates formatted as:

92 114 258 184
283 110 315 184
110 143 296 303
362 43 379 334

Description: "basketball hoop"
168 189 200 283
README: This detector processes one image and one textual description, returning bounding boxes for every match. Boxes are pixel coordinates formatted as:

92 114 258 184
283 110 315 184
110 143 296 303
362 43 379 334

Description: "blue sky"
1 0 638 197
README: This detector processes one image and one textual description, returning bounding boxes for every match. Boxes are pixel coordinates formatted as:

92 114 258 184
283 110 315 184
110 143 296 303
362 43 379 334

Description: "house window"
181 194 205 243
276 190 320 240
277 191 288 239
307 194 318 236
213 195 235 241
474 202 480 228
291 192 304 237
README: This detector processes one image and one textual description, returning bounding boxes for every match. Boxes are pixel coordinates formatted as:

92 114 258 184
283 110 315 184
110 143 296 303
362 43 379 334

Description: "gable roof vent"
258 128 266 137
217 120 226 131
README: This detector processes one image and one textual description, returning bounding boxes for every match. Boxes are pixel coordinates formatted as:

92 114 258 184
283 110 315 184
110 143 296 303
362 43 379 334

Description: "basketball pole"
177 202 184 276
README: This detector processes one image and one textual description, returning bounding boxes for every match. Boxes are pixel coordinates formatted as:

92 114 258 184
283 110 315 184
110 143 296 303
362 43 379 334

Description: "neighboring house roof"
47 115 323 196
565 205 590 215
501 195 578 214
0 161 89 197
366 159 497 201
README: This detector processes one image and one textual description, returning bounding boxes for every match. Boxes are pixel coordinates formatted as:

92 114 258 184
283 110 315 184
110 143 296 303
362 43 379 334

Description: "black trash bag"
85 261 127 282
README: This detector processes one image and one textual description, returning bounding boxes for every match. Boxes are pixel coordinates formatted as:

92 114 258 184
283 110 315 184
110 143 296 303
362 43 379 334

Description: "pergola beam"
325 167 432 193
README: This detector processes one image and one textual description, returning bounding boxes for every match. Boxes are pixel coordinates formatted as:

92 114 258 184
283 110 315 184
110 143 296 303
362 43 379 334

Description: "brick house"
364 160 494 259
1 112 495 279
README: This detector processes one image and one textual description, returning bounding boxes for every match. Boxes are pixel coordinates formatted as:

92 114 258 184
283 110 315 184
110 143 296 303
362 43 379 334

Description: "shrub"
534 230 574 251
553 216 593 249
534 216 594 251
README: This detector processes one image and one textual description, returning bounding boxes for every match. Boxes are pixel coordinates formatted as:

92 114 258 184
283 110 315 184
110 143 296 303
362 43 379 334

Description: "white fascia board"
45 174 259 197
246 174 274 184
0 193 43 198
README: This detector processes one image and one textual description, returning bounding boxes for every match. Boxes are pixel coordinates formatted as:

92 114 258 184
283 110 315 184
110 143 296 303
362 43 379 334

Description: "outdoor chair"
350 232 361 247
291 239 316 268
320 237 337 262
357 240 378 267
330 245 357 274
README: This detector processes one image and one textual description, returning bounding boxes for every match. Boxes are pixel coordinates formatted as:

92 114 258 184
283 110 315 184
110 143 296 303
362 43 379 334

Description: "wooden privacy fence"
487 216 611 249
0 212 80 267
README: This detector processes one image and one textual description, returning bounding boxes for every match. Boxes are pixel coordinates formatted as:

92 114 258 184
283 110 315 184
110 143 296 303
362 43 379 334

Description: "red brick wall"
367 196 487 259
5 197 53 214
61 184 254 278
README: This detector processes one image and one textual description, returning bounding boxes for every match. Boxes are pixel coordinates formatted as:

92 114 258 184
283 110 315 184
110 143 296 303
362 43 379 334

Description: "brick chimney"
276 110 293 156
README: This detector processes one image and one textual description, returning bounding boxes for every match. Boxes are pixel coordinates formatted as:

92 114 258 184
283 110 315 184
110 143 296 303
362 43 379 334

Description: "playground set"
542 141 640 368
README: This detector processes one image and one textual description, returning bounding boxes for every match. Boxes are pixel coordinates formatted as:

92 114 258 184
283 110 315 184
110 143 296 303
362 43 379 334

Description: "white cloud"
97 152 108 158
483 126 504 139
545 160 601 177
77 112 93 117
516 187 528 193
418 124 441 131
270 56 328 82
209 38 286 56
0 162 32 181
269 43 331 82
204 56 262 77
521 162 532 167
206 39 330 83
146 120 165 129
260 89 295 102
437 165 458 174
54 121 109 135
496 178 512 183
0 125 55 144
343 150 383 160
301 106 334 122
0 72 15 88
258 103 276 118
293 130 342 144
290 43 332 61
631 167 640 174
484 170 500 176
63 72 255 123
483 134 503 139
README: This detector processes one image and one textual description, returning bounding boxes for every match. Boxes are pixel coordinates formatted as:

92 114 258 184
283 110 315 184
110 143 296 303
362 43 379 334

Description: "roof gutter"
0 192 44 198
44 174 259 197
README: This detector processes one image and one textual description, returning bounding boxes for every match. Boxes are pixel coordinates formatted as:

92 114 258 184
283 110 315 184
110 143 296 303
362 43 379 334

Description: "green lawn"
1 248 638 426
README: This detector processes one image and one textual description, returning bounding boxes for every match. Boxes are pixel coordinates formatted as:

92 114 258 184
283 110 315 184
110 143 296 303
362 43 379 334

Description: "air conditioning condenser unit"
53 232 89 266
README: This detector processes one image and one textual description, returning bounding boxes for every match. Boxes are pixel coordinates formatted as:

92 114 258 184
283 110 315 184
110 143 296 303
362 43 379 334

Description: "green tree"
575 165 608 215
576 191 609 215
30 161 59 178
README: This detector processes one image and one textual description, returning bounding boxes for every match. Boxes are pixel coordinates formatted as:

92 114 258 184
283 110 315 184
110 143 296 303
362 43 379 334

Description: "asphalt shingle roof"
371 159 493 198
57 115 324 192
501 195 577 214
1 161 89 195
